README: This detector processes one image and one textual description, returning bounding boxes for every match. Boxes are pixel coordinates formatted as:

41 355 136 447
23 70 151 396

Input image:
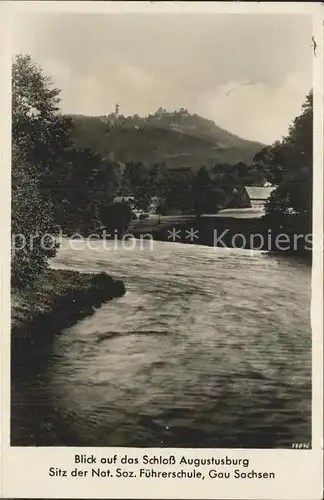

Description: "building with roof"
244 186 276 210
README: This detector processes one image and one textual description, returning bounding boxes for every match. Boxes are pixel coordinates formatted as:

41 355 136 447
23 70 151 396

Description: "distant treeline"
12 54 312 287
69 106 263 169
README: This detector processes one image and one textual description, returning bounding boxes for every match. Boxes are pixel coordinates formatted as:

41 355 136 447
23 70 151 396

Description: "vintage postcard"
0 1 323 499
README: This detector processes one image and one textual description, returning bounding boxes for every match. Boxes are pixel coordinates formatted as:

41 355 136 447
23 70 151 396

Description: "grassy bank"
129 215 312 259
130 215 266 248
11 268 126 446
12 268 126 339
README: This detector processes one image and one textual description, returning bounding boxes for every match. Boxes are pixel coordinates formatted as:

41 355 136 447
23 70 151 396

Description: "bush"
99 202 132 237
11 147 59 288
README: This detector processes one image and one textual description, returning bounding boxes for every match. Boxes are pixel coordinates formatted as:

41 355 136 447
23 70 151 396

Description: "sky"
11 12 313 144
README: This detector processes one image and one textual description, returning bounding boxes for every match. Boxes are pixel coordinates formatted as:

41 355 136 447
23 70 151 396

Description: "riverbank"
12 268 126 339
11 268 126 445
129 215 312 260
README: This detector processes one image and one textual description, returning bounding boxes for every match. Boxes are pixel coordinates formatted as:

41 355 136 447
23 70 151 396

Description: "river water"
15 238 312 448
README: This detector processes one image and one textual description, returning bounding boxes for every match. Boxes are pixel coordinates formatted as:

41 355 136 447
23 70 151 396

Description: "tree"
12 55 123 238
261 91 313 250
149 162 168 198
120 162 151 209
162 168 193 214
192 166 213 216
48 148 121 235
103 160 120 202
59 149 104 234
100 202 132 238
11 146 58 288
11 54 71 286
12 54 73 183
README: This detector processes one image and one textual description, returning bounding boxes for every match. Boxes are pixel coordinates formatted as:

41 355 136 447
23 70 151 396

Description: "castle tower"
115 103 119 117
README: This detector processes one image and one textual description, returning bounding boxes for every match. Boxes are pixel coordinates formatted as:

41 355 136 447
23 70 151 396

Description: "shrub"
11 147 59 288
99 201 132 237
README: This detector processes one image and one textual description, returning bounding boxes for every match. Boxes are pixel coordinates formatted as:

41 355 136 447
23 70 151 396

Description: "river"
14 238 312 448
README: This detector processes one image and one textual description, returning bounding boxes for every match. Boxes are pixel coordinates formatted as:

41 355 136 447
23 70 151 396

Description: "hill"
68 110 264 170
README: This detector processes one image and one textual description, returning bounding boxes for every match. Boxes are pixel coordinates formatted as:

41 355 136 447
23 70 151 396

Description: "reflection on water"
12 239 312 447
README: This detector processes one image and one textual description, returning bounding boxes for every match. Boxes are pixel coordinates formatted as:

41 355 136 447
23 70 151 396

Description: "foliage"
12 54 73 181
100 202 133 237
46 147 120 235
15 54 310 267
161 168 194 214
120 162 151 210
211 161 266 187
11 55 73 287
192 167 213 216
149 162 168 198
116 158 265 216
11 146 59 288
12 54 122 241
260 91 313 250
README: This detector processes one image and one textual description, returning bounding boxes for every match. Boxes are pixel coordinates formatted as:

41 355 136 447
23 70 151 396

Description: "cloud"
200 72 311 143
11 12 312 143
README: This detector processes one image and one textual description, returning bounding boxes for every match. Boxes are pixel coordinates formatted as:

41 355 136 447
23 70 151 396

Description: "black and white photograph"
9 5 317 455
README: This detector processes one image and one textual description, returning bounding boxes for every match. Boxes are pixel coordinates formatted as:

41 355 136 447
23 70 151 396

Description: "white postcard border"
1 2 323 499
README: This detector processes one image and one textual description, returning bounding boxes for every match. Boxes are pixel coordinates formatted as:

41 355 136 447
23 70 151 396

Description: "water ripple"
28 239 312 447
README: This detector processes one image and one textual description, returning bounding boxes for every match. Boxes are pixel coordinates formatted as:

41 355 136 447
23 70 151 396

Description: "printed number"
292 443 310 449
